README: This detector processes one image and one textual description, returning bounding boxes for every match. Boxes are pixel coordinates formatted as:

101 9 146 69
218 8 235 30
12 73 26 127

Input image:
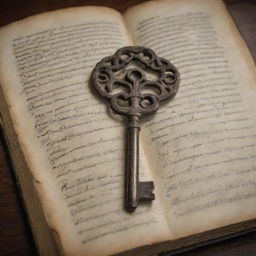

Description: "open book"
0 0 255 255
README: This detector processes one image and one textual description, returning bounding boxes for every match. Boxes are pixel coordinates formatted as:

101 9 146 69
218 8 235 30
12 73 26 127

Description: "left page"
0 7 171 256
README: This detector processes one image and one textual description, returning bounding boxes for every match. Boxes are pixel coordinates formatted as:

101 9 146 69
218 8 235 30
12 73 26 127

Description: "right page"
124 0 256 239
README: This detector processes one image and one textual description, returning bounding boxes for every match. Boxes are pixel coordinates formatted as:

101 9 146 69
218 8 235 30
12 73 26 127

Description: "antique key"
91 46 179 212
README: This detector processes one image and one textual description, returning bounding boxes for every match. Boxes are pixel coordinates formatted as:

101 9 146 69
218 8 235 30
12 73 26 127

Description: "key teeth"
139 181 155 201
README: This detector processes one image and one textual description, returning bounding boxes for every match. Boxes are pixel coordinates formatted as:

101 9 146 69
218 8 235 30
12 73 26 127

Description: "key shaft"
126 115 140 211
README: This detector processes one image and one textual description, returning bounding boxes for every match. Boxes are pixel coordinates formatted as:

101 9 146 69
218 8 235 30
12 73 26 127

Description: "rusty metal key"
91 46 180 212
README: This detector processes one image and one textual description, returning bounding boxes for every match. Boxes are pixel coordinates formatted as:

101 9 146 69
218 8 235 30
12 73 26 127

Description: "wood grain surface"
0 0 255 255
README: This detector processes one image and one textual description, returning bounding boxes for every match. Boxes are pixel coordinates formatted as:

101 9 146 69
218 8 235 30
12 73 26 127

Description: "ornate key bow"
92 46 180 212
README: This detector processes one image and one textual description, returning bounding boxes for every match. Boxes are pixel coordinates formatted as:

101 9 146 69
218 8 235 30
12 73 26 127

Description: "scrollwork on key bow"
92 46 180 117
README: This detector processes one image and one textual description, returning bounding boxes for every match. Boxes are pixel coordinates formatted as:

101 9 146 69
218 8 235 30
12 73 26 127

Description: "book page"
0 7 171 256
125 0 256 239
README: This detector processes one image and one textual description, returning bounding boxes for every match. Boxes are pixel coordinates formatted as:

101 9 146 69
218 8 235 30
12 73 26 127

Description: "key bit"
91 46 180 212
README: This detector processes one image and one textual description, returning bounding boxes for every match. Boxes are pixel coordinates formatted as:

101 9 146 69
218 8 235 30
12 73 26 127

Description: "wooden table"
0 0 255 255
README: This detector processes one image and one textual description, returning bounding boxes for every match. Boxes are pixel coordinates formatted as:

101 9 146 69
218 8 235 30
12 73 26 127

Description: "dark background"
0 0 255 255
